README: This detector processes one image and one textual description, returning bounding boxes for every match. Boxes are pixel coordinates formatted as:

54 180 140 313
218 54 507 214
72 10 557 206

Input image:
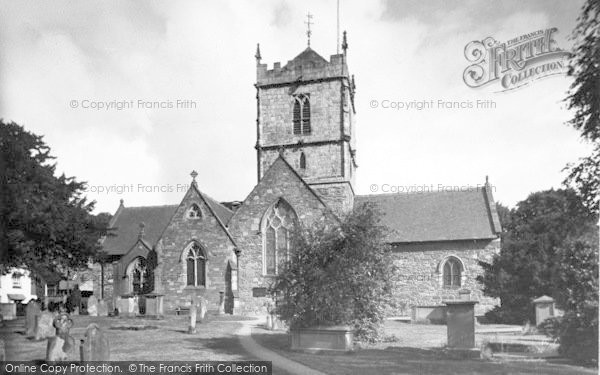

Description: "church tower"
254 32 357 216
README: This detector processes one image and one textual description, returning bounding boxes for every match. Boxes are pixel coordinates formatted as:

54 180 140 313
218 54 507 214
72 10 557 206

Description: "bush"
537 317 562 338
272 203 396 343
554 235 599 366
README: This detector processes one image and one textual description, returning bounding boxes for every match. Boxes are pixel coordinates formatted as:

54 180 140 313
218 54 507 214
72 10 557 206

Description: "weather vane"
305 12 314 47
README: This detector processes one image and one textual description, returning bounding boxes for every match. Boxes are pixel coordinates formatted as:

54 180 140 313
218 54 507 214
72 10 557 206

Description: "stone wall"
228 157 336 315
158 186 237 313
389 239 500 317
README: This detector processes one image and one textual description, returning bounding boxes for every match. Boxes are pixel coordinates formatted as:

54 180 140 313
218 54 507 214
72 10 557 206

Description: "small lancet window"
299 152 306 170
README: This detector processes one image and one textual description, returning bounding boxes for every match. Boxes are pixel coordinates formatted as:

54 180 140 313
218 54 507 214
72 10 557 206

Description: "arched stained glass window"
186 243 206 287
443 257 462 288
263 200 297 275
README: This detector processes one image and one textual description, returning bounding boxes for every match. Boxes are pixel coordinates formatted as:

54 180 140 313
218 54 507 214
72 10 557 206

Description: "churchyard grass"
251 320 597 375
2 314 251 361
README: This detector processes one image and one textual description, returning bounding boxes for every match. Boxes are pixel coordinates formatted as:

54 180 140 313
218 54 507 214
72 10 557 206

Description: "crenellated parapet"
257 48 349 87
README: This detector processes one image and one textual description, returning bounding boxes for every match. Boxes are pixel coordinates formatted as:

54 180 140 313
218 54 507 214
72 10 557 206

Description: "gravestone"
444 300 480 358
132 297 140 316
218 292 225 315
80 323 110 361
116 298 130 316
46 313 77 361
533 295 555 325
0 303 16 320
144 294 164 318
97 300 108 317
25 301 41 337
87 296 98 317
34 311 56 340
188 303 197 334
198 298 207 321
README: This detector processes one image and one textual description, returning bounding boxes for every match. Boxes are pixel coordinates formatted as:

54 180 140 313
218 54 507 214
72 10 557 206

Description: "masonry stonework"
228 157 336 315
389 239 500 317
158 187 237 312
96 42 501 321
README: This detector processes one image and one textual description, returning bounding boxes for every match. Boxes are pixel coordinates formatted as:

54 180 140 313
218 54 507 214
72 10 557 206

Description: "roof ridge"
357 189 484 198
119 204 180 209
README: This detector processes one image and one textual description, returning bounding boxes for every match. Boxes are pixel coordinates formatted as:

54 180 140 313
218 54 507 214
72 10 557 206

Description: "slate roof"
101 188 235 256
355 186 501 243
102 204 178 256
285 47 328 69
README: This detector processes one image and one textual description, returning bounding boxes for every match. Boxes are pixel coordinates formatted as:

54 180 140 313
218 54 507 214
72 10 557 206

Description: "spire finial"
305 12 314 47
255 43 261 63
190 170 198 186
342 30 348 54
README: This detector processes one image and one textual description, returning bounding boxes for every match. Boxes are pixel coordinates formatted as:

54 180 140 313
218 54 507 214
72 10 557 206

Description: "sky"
0 0 591 214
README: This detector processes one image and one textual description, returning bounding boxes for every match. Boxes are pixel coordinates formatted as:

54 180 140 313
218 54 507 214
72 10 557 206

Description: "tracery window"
443 257 462 288
293 94 311 135
263 200 297 275
186 243 206 287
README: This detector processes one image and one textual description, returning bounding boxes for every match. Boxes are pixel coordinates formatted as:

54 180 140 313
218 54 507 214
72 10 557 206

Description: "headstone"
218 292 225 315
144 294 164 318
87 296 98 317
25 301 41 337
97 300 108 317
80 323 110 361
198 298 207 320
132 297 139 316
0 303 16 320
116 298 129 316
533 295 555 325
188 303 197 334
34 311 56 340
444 300 478 349
46 313 77 361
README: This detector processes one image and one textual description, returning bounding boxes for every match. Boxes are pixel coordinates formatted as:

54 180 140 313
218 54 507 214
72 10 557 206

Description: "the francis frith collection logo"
463 28 570 92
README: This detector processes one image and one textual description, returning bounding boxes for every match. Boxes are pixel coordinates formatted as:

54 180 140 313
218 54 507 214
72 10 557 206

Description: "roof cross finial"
305 12 314 47
190 170 198 187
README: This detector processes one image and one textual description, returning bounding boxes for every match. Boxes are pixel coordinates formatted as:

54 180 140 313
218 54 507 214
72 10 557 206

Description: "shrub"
272 203 396 342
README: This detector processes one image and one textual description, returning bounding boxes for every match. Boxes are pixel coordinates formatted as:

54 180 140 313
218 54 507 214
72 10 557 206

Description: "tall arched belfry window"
263 199 298 275
186 243 206 287
293 94 311 135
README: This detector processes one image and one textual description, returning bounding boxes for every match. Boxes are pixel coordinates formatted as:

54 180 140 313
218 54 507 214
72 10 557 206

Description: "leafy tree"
554 231 598 365
272 203 396 342
477 189 597 323
563 0 600 214
0 120 108 275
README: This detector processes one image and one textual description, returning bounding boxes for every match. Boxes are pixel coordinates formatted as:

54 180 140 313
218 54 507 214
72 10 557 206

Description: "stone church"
93 35 501 319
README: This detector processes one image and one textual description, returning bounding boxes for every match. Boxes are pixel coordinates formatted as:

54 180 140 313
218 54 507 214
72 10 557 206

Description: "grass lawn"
251 321 597 375
1 314 251 361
